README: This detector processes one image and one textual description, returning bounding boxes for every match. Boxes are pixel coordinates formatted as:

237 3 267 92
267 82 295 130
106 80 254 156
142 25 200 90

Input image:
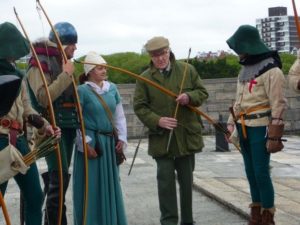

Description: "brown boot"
261 208 275 225
248 203 262 225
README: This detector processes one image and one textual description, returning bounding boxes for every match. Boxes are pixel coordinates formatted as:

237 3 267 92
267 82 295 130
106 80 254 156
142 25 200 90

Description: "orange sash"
238 105 271 139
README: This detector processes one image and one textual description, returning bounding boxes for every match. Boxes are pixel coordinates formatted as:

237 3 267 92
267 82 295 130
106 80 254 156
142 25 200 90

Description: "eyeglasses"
150 49 170 58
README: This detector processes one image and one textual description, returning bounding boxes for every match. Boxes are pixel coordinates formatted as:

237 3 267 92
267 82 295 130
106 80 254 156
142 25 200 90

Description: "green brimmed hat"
226 25 270 55
145 36 169 53
0 22 29 59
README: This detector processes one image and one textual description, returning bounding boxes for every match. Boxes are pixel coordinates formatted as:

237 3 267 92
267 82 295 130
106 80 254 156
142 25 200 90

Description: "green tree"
37 51 299 84
279 53 296 75
74 52 150 84
190 55 240 79
189 52 296 79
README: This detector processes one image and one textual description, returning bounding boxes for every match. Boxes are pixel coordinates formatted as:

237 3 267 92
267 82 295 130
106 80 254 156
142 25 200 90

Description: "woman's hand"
115 140 124 153
87 144 98 159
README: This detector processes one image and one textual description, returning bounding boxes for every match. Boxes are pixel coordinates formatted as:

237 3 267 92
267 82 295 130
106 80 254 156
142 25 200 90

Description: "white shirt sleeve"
113 102 128 150
75 129 92 152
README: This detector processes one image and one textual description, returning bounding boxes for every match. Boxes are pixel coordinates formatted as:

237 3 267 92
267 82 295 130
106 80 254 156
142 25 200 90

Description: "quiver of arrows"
0 136 58 184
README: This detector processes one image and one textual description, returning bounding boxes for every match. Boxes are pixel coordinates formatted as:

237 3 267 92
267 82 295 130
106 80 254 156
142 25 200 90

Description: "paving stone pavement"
121 139 247 225
126 135 300 225
1 135 300 225
193 135 300 225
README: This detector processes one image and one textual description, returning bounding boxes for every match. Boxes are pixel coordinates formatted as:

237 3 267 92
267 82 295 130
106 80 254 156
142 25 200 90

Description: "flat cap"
145 36 169 52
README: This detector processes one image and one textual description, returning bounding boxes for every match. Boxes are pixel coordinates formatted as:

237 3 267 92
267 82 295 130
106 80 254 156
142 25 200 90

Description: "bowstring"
34 5 54 223
36 3 51 66
13 14 28 73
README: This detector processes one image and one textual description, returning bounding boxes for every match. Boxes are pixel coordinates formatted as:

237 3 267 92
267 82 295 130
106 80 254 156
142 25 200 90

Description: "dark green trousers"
0 135 44 225
45 128 76 172
155 154 195 225
43 128 76 225
237 124 274 208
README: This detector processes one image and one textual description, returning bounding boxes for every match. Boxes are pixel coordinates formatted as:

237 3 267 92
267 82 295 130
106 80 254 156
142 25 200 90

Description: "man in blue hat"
26 21 78 225
226 25 287 225
0 21 60 225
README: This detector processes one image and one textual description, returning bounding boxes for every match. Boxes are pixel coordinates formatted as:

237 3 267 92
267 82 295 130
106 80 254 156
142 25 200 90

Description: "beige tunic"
27 67 73 107
288 58 300 94
228 67 287 126
0 81 49 135
26 40 73 106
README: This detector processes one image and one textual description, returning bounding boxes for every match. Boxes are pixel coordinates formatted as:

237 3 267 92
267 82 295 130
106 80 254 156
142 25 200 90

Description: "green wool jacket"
133 56 209 157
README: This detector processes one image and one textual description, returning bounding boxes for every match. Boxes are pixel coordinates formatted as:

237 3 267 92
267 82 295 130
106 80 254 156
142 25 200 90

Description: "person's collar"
159 61 171 75
86 80 110 94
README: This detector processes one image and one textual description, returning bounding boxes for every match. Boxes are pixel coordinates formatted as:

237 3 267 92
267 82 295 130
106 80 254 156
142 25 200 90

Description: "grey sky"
1 0 294 58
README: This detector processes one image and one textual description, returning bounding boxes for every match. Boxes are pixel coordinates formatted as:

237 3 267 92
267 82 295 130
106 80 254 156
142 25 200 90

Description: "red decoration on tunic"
248 79 257 93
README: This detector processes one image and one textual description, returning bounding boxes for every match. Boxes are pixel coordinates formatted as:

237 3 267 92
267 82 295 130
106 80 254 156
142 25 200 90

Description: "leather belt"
238 105 271 139
97 131 114 136
0 118 23 146
0 118 22 130
62 103 76 108
242 111 271 120
88 128 114 137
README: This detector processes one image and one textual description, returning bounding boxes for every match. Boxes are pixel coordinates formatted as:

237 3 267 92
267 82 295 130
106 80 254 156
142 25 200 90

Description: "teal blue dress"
73 83 127 225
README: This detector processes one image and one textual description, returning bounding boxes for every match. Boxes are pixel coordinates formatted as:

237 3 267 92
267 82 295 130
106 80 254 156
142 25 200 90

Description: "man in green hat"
0 22 61 225
133 36 208 225
226 25 287 225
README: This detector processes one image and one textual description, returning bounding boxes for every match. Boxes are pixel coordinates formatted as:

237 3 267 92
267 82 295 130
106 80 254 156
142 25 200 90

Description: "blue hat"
49 22 77 45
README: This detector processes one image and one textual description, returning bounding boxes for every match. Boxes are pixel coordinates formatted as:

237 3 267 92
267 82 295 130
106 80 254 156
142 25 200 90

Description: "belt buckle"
11 120 21 130
17 130 24 137
0 118 11 128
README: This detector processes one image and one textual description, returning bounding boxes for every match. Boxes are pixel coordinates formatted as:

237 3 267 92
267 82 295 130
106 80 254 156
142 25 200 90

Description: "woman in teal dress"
73 51 128 225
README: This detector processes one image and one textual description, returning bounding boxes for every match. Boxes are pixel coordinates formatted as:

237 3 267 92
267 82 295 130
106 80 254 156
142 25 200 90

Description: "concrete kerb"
193 177 250 220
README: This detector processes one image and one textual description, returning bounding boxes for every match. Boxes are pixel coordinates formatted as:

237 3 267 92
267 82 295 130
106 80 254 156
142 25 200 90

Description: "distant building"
256 6 300 54
196 50 227 61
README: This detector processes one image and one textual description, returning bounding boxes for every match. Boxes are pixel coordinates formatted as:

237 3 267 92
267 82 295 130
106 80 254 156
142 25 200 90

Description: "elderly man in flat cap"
133 36 208 225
